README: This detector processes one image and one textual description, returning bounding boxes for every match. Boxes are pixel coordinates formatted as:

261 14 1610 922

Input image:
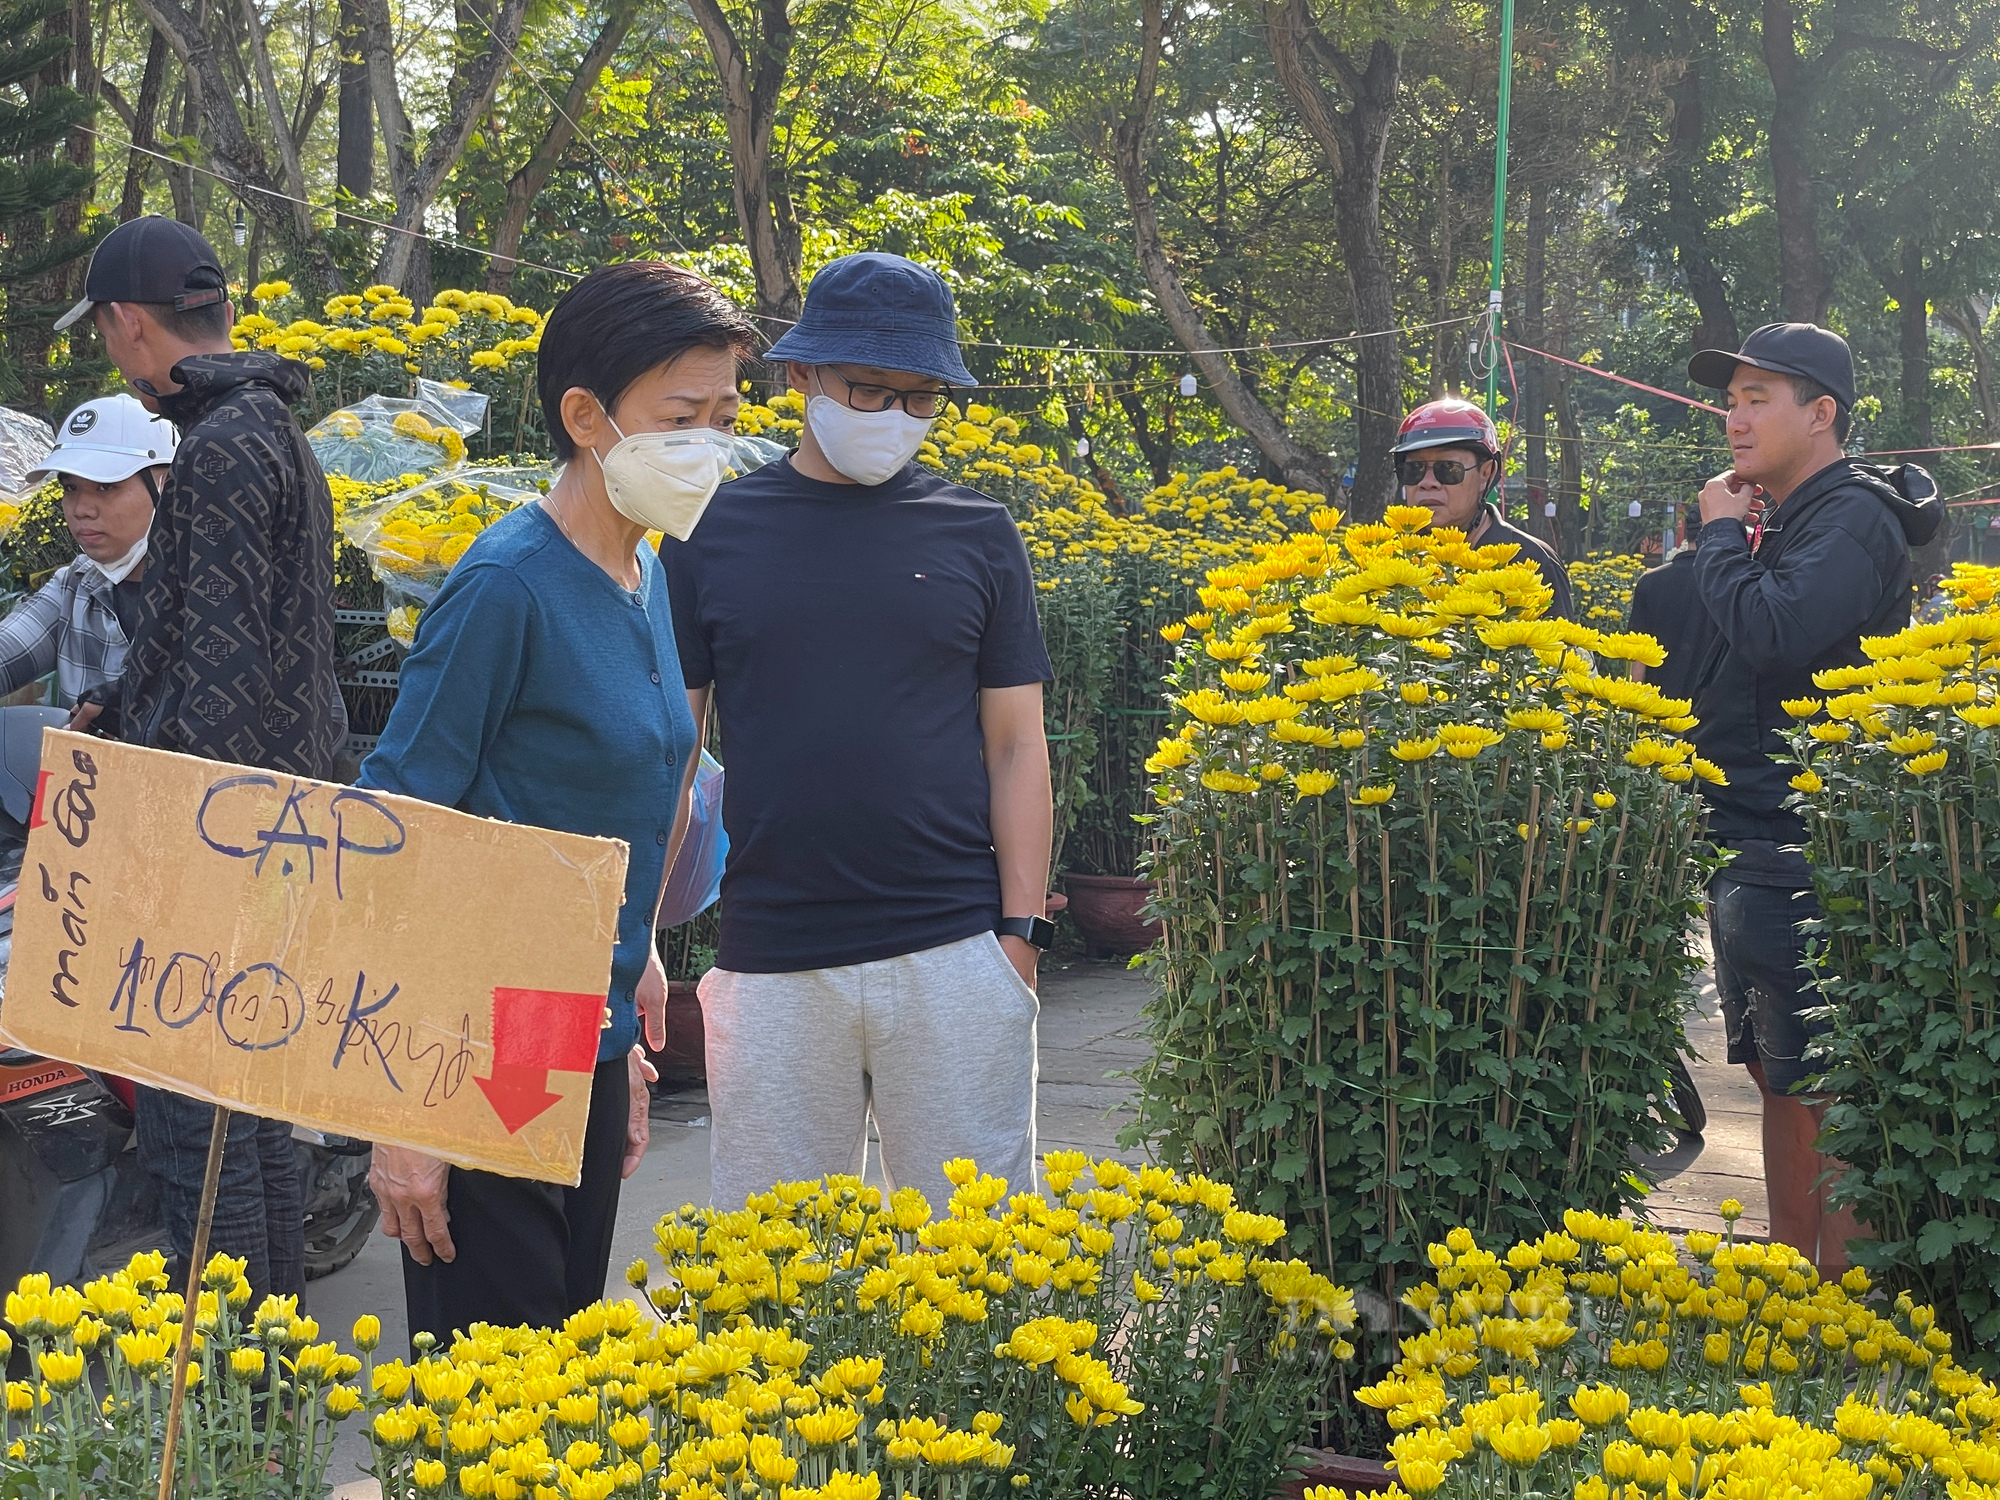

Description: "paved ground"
306 952 1761 1492
1634 953 1771 1239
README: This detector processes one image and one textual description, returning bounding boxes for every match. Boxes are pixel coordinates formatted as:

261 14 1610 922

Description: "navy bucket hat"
766 253 975 388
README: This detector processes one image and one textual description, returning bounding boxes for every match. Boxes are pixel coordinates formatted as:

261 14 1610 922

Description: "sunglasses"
1398 457 1478 486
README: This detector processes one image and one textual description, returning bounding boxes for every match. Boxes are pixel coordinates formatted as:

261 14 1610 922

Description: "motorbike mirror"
0 706 70 825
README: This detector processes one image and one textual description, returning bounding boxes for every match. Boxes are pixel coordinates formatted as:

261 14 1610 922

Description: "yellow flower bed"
1313 1211 1994 1500
1780 592 2000 1358
2 1252 363 1495
1136 505 1717 1310
1 1157 1356 1500
1146 505 1719 812
1569 550 1648 629
239 282 542 381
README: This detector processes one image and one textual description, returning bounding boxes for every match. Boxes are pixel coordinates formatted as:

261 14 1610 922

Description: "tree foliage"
11 0 2000 527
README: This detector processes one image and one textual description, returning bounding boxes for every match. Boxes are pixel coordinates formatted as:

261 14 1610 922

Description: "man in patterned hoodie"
58 216 344 1302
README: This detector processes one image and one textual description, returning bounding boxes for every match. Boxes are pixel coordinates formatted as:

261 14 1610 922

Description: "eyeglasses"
1398 457 1473 486
820 365 952 419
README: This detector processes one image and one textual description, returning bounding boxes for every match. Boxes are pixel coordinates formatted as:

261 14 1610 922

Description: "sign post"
156 1107 227 1500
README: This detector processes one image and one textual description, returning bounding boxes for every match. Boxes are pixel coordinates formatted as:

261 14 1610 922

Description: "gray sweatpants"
699 931 1039 1212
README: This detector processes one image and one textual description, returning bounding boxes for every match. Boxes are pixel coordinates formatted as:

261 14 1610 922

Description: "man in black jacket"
1687 321 1939 1275
1628 504 1716 702
57 216 344 1301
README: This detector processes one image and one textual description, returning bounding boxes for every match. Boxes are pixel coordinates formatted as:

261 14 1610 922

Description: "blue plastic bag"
658 750 726 929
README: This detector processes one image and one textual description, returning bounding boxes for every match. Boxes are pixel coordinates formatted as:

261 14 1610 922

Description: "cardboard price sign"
0 732 629 1184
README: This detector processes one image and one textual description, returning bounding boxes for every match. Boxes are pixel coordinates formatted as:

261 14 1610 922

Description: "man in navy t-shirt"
660 253 1054 1211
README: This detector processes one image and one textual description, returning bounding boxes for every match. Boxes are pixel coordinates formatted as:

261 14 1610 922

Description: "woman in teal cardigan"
358 262 752 1339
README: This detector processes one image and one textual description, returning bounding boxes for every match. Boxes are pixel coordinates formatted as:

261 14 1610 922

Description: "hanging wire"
452 0 697 258
1466 298 1500 389
79 126 590 282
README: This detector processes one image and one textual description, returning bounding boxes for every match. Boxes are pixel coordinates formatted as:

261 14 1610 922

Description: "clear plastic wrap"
307 382 490 484
337 465 556 643
345 435 786 646
0 407 55 500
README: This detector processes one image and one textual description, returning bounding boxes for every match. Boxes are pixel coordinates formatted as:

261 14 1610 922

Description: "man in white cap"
0 394 175 707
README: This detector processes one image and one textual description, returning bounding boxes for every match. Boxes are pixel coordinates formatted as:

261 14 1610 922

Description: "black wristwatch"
997 916 1056 951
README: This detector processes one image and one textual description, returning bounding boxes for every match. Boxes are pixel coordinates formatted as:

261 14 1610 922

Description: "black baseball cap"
54 216 227 332
1687 322 1856 411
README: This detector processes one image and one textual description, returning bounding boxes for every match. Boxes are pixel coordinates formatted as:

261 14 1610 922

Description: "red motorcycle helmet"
1392 397 1500 459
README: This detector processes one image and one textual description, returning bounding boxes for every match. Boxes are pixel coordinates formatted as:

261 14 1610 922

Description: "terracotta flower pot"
647 979 706 1084
1061 873 1161 956
1279 1450 1396 1498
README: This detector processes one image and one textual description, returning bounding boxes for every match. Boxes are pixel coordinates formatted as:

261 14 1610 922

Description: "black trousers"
403 1054 628 1342
135 1086 305 1305
1708 871 1824 1096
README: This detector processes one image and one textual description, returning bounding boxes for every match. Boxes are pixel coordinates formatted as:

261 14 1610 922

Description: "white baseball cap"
24 394 177 486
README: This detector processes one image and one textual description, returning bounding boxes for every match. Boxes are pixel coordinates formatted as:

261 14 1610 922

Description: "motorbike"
0 706 378 1291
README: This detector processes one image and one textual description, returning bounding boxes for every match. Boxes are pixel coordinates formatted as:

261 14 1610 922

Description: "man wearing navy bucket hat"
660 252 1054 1211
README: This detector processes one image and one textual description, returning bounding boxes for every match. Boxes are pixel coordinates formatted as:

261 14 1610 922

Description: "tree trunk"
1521 181 1550 546
1896 239 1931 447
1110 0 1330 498
1117 375 1176 489
335 0 372 207
132 0 342 297
235 0 310 215
1940 301 1998 440
1662 52 1739 352
686 0 801 324
165 75 196 222
485 0 638 294
118 28 169 222
1554 374 1584 554
1760 0 1829 322
1428 128 1453 399
365 0 531 296
1262 1 1402 519
1064 403 1126 508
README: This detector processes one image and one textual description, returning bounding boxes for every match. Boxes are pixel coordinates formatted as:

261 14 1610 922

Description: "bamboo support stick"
157 1106 231 1500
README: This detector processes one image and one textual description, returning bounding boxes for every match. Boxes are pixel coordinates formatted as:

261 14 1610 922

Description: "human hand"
370 1145 454 1265
623 1044 657 1180
67 700 103 734
999 934 1040 991
1698 471 1759 525
636 943 667 1052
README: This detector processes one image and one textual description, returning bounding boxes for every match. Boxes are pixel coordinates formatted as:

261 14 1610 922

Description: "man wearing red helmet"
1392 398 1573 619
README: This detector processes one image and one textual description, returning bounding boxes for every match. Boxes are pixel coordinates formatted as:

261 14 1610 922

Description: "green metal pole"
1485 0 1517 415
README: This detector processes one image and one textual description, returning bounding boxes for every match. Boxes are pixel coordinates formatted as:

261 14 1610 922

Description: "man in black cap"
1685 321 1940 1275
58 215 345 1304
660 252 1053 1212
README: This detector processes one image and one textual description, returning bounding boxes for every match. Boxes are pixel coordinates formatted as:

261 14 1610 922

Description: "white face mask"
89 535 149 585
590 417 731 540
807 376 935 486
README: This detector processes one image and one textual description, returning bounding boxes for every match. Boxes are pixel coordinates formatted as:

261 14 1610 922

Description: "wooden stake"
157 1105 231 1500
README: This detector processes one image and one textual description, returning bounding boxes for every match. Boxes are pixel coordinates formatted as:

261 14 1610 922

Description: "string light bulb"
1627 499 1643 518
1179 371 1198 398
1075 437 1090 458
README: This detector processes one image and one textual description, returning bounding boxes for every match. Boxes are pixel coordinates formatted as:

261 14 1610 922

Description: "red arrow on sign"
474 987 602 1133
